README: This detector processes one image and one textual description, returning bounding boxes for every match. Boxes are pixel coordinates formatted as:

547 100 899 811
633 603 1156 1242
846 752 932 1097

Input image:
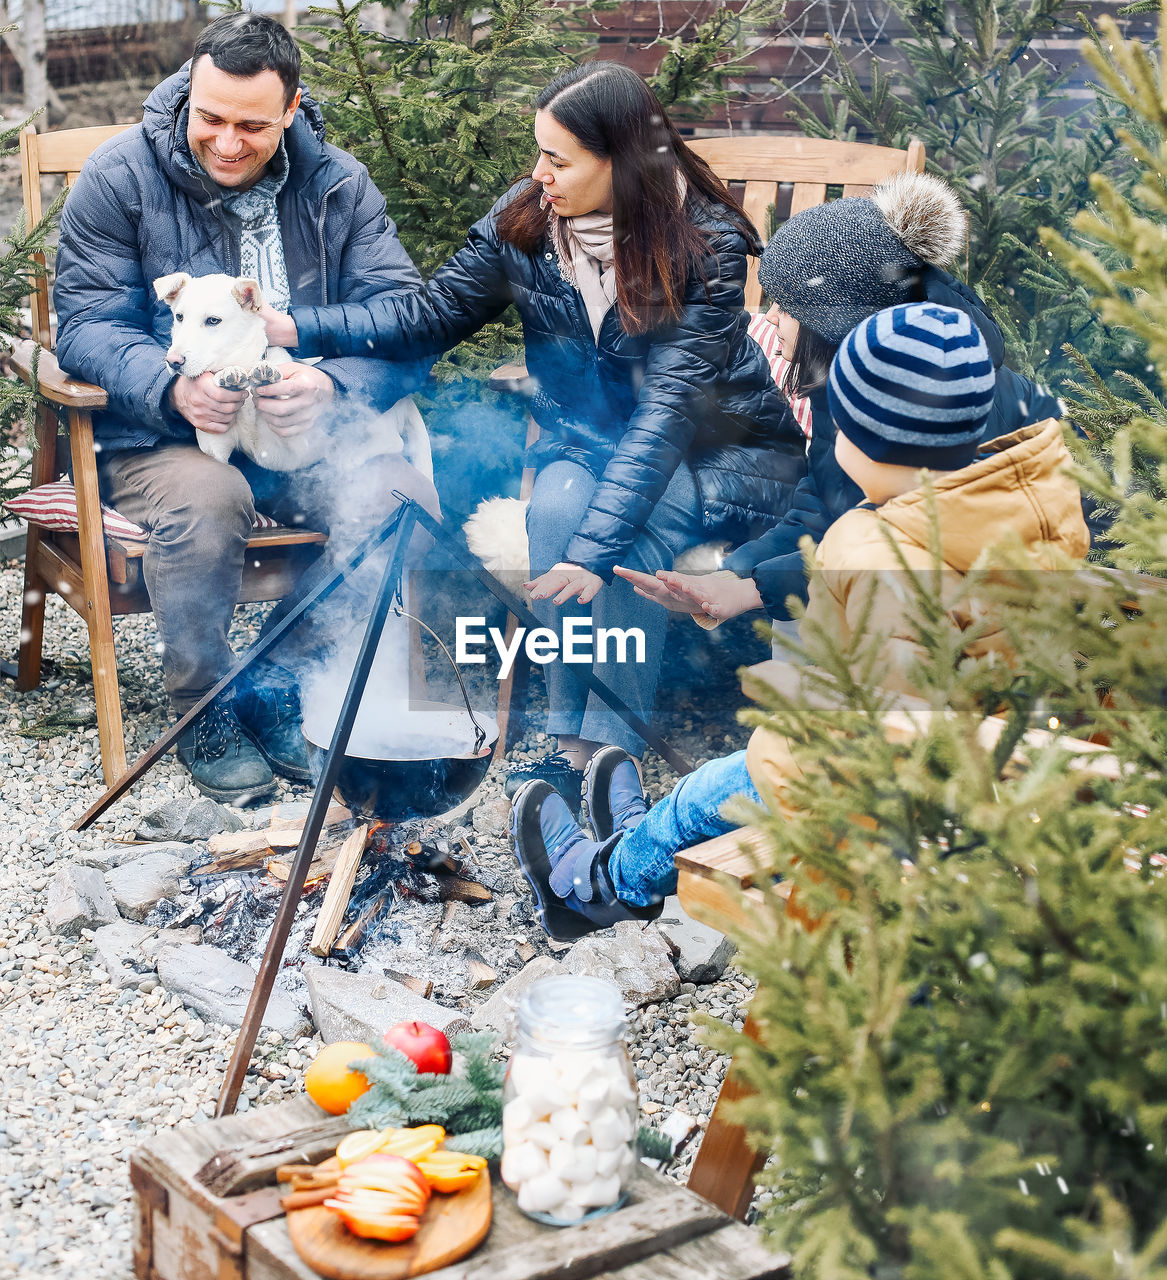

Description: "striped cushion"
3 479 281 543
748 313 813 440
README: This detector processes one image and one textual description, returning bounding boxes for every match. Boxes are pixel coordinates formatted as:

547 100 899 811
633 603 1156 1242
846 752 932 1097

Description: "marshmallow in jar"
500 974 637 1225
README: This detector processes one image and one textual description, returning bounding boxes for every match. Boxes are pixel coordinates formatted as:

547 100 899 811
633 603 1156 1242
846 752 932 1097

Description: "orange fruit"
304 1041 374 1115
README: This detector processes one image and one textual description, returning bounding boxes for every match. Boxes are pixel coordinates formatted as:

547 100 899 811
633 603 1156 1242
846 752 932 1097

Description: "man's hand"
251 363 335 437
261 303 298 349
525 562 605 606
613 566 764 623
170 372 246 433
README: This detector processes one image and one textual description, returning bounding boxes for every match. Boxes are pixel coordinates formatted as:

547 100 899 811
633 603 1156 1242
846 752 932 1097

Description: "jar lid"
516 974 627 1049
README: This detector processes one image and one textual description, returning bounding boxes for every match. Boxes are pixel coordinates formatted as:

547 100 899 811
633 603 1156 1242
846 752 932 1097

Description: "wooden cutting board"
287 1169 492 1280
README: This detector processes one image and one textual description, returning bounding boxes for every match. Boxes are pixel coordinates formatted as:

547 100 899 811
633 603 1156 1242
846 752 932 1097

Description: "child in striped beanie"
509 302 1089 938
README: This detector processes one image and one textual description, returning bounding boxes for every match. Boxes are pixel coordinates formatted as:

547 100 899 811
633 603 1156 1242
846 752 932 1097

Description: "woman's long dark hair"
496 62 758 336
785 324 837 398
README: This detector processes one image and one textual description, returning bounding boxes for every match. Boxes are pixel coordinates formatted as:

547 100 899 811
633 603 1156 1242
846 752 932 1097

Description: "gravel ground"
0 557 768 1278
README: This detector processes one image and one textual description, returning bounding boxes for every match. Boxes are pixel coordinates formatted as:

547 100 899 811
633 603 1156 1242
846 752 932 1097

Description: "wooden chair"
677 657 1122 1219
487 134 926 759
10 124 328 786
686 135 927 310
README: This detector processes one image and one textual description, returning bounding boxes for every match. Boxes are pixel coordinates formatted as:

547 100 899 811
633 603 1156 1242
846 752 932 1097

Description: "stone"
105 847 192 921
46 864 120 937
655 896 736 984
76 841 197 875
304 966 470 1045
155 944 311 1038
471 796 511 839
90 921 203 989
562 921 680 1007
136 796 245 844
470 956 561 1033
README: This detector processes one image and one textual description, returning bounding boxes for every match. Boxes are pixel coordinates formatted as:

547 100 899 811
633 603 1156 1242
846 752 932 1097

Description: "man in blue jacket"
54 12 436 802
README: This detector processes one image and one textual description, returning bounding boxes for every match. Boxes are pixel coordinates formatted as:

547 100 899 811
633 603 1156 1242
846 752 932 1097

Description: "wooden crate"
131 1097 791 1280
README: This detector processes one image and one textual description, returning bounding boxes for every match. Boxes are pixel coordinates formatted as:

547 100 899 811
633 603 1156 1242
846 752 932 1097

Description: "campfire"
148 802 501 1000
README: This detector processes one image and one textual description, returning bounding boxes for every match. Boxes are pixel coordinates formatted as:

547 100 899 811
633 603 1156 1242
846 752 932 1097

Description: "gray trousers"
98 442 440 714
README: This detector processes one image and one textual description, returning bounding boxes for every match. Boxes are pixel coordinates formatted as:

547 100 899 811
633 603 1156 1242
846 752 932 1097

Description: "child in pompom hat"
615 171 1085 629
510 303 1089 939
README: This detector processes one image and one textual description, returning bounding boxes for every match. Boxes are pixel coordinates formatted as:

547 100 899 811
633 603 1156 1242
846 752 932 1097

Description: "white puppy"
153 272 329 471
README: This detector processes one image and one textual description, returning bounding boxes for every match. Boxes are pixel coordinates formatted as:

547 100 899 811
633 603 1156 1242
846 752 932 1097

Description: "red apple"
382 1021 452 1075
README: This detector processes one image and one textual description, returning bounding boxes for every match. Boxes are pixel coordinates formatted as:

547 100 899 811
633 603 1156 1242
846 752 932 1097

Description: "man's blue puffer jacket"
723 268 1066 618
289 183 808 577
54 67 432 454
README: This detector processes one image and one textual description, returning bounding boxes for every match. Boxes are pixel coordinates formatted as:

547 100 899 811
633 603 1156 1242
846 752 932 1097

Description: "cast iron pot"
303 701 498 823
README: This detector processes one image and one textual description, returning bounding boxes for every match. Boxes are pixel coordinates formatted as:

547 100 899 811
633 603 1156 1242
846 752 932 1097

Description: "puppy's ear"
233 278 264 312
153 272 191 305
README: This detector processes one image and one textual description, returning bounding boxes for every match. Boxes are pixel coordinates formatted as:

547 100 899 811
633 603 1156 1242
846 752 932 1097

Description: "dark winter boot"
582 746 648 841
503 752 583 817
510 779 661 941
175 700 276 804
233 666 312 782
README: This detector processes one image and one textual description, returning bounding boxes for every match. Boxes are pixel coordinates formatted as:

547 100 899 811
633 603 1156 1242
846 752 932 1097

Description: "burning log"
196 847 278 878
309 824 369 957
438 877 493 905
332 889 392 961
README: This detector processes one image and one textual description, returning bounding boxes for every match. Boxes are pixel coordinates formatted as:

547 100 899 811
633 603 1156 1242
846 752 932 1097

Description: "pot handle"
392 607 490 756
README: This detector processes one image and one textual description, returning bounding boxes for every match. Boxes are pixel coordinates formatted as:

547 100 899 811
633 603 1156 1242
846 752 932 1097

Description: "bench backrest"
687 136 927 310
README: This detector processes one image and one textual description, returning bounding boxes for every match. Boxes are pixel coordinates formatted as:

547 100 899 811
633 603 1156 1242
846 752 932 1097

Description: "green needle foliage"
785 0 1148 388
713 15 1167 1275
347 1032 505 1156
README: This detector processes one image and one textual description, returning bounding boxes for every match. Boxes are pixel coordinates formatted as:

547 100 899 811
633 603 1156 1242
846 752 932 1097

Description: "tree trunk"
283 0 297 30
21 0 48 130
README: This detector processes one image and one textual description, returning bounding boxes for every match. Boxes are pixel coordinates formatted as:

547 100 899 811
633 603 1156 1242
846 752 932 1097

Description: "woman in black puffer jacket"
265 61 806 795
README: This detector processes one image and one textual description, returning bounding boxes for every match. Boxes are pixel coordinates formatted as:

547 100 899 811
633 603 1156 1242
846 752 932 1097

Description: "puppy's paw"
215 366 252 391
249 362 283 388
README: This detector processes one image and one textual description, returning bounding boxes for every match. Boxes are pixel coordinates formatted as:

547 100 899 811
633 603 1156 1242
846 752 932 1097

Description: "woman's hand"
261 304 299 349
525 563 605 606
614 566 763 623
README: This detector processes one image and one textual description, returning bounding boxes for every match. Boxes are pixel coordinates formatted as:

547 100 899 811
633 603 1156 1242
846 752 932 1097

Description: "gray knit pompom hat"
756 172 967 344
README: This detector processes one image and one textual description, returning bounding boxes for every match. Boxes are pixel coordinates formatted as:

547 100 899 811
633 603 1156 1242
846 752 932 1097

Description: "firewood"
438 876 492 904
309 824 368 956
457 836 474 860
467 957 498 990
385 969 433 999
332 890 392 960
266 856 333 887
516 941 537 963
206 829 283 856
196 846 278 878
271 802 351 832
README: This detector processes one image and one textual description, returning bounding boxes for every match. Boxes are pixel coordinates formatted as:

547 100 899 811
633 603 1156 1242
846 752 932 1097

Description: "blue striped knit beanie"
828 303 995 470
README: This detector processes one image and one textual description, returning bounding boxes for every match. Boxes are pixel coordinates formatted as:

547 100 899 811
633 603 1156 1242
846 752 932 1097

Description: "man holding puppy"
54 12 437 802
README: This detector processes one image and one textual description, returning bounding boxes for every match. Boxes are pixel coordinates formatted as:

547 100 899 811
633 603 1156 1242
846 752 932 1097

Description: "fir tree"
713 13 1167 1274
786 0 1150 387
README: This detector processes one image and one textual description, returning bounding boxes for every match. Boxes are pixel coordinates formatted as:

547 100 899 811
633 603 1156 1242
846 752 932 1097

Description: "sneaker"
509 779 659 941
582 747 648 841
175 701 276 804
502 752 583 816
233 678 312 782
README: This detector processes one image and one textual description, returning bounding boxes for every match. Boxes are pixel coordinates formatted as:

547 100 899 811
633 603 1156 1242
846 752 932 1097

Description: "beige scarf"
548 207 617 342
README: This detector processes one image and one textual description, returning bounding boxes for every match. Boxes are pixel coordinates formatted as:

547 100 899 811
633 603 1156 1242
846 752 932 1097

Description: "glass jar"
500 974 638 1225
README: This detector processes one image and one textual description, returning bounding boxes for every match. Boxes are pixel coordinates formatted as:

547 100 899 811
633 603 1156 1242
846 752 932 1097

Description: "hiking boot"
582 747 648 841
175 701 276 804
509 779 660 941
233 677 312 782
503 752 583 817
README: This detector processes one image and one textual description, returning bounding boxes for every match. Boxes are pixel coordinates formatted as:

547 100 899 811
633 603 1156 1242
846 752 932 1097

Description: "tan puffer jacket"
800 416 1090 698
746 417 1089 801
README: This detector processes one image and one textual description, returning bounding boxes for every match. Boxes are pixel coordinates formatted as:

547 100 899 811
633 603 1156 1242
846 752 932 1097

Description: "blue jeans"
609 749 760 907
526 460 711 756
